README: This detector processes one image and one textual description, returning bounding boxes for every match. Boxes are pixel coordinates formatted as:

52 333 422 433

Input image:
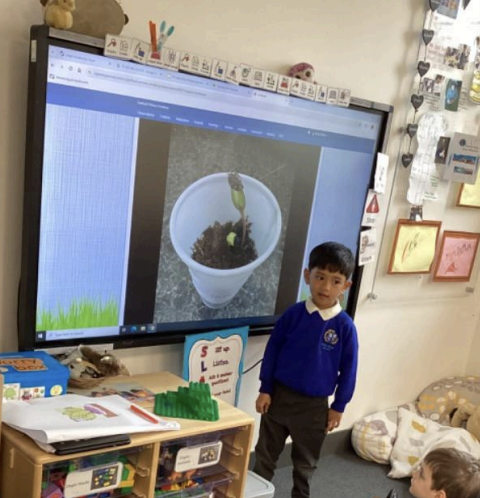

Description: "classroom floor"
269 450 411 498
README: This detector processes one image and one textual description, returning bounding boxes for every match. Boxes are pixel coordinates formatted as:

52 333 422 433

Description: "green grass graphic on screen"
37 298 119 331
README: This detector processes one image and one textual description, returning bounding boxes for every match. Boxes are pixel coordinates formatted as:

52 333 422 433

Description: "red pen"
130 404 159 424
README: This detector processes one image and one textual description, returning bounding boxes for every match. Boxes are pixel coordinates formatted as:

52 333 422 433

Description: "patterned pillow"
388 407 480 478
416 376 480 425
351 403 418 464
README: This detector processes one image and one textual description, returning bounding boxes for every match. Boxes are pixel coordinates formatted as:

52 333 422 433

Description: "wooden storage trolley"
0 372 254 498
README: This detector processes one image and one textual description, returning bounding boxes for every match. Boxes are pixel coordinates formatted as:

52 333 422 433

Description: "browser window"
33 44 385 344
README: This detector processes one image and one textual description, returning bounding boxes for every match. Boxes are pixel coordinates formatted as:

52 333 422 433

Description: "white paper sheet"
2 394 180 444
359 229 377 266
407 112 448 204
374 153 389 194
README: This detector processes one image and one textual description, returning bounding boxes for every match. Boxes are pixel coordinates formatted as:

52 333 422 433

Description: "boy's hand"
326 408 342 432
255 393 272 414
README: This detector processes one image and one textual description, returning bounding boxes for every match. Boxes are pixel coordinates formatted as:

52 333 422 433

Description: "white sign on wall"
182 327 249 406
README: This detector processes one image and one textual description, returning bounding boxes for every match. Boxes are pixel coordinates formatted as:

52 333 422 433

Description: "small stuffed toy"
79 345 131 377
44 0 76 30
59 345 130 381
288 62 316 83
67 358 102 380
451 403 480 441
40 0 129 37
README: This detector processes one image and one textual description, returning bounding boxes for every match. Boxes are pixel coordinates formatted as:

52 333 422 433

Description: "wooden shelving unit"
0 372 254 498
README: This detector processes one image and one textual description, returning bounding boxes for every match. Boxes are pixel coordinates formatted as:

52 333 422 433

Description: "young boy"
410 448 480 498
253 241 359 498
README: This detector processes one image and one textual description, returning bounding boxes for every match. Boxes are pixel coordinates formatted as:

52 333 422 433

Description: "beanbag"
351 403 418 464
416 376 480 424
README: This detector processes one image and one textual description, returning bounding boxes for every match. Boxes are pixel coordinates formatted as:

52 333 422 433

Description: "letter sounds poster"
182 327 249 406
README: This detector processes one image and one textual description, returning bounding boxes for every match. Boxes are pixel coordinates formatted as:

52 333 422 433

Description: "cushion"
351 403 418 464
388 407 480 478
416 375 480 424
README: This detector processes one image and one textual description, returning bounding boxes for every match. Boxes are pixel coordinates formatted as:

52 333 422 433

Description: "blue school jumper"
259 298 358 412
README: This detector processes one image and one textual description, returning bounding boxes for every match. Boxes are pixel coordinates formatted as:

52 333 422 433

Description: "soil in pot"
191 219 258 269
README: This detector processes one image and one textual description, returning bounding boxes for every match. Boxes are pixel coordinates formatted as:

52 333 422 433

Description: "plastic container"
157 429 239 487
0 351 69 401
245 471 275 498
42 447 145 498
169 173 282 309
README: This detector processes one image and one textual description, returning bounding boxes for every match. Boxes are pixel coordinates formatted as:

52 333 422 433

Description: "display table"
0 372 254 498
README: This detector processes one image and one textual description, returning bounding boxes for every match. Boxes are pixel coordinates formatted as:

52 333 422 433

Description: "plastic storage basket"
245 471 275 498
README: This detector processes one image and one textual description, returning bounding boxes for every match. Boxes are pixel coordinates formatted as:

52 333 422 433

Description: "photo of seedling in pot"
169 172 281 308
191 173 258 270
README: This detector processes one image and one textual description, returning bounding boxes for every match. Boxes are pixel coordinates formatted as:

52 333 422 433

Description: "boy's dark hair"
308 242 355 279
424 448 480 498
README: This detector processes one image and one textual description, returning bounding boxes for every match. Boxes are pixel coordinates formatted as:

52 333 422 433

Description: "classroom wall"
467 320 480 375
1 0 479 443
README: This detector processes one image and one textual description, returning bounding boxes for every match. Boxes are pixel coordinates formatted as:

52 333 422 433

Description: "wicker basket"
68 376 106 389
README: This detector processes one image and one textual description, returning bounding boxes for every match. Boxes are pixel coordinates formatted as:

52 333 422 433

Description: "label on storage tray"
174 441 223 472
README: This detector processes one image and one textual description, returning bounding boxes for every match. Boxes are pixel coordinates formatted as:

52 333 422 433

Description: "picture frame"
457 175 480 208
433 231 480 282
388 219 442 274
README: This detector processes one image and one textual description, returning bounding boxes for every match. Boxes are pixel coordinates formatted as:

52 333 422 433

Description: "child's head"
410 448 480 498
304 242 355 309
308 242 355 277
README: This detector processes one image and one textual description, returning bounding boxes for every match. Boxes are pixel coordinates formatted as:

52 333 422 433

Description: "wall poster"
433 231 480 282
183 326 249 406
388 220 442 274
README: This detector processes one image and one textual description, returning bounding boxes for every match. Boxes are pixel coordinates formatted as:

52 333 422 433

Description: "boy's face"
410 462 445 498
303 267 351 310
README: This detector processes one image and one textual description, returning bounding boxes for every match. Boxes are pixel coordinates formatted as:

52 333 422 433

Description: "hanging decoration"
401 1 438 169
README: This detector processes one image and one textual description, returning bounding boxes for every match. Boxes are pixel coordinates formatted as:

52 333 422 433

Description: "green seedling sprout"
226 231 237 247
227 172 246 246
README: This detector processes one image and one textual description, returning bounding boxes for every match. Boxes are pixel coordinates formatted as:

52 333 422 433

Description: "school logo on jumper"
324 329 338 345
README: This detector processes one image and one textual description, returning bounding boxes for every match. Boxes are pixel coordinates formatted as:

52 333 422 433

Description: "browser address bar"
87 68 327 128
52 63 368 135
91 69 209 99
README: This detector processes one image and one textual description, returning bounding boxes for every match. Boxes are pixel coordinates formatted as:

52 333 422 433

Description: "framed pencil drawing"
388 219 442 274
457 175 480 208
433 231 480 282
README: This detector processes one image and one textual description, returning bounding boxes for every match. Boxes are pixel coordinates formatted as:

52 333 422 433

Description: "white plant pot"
170 173 282 308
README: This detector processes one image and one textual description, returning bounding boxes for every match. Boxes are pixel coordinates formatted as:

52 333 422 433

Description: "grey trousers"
253 383 329 498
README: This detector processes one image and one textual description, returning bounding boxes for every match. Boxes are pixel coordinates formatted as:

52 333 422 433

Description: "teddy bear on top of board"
40 0 129 37
43 0 76 30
